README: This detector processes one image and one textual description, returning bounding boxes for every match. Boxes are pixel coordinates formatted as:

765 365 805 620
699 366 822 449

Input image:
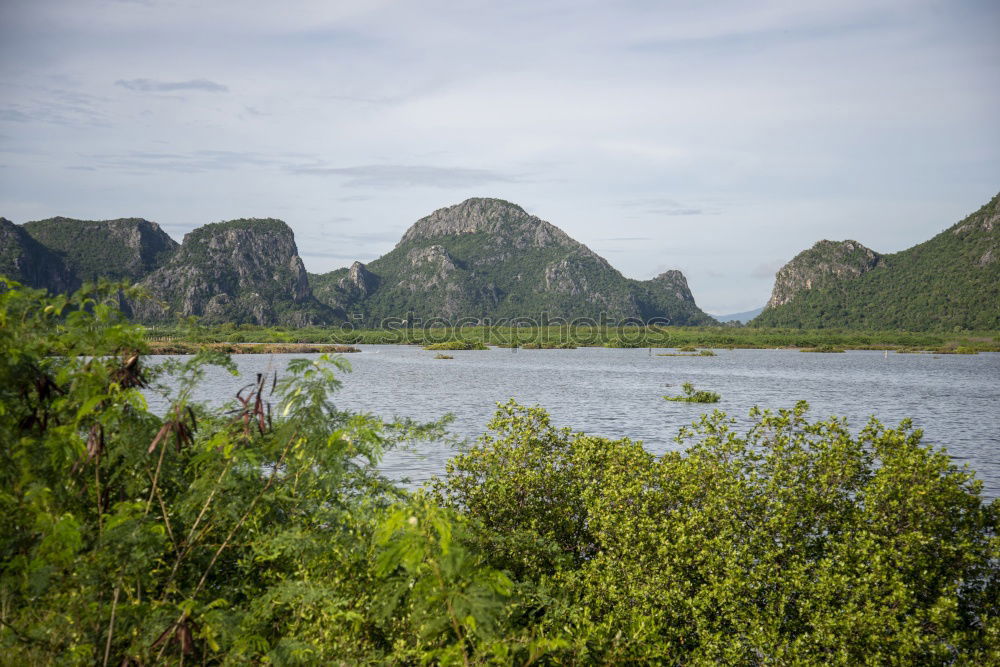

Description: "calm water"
147 346 1000 498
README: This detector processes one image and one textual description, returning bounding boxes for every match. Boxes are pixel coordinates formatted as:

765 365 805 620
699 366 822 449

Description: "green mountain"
132 218 336 326
0 217 78 292
754 192 1000 330
22 217 178 283
310 198 715 326
3 200 716 327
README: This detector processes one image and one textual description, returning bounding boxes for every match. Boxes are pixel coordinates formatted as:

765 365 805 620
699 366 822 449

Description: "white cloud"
0 0 997 311
115 78 228 92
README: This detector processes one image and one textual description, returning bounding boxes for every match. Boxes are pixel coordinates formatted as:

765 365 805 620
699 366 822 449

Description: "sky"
0 0 997 314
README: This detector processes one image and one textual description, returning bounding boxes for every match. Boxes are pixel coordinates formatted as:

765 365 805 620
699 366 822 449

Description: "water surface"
147 346 1000 498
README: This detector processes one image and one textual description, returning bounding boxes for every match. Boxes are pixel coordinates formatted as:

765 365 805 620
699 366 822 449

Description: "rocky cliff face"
312 198 715 325
132 218 334 326
0 217 78 292
400 198 586 252
765 240 882 309
628 270 705 324
22 217 178 283
644 270 695 303
309 261 377 314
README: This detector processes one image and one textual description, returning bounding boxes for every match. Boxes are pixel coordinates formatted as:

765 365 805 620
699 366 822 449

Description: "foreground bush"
0 280 500 664
436 403 1000 663
2 279 998 664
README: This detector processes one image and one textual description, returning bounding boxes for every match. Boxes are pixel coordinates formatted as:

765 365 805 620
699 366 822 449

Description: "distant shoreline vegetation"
143 314 1000 354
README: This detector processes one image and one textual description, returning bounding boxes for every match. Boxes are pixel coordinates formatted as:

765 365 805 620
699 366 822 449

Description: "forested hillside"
755 192 1000 330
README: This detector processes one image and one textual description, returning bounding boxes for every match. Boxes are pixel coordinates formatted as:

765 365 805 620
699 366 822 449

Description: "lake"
147 346 1000 498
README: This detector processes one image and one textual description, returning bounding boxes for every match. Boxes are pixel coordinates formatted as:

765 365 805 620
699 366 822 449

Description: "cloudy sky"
1 0 997 314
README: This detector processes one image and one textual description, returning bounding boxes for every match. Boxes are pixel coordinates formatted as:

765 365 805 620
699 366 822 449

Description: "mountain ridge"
309 198 715 326
23 216 179 284
753 192 1000 330
0 217 78 293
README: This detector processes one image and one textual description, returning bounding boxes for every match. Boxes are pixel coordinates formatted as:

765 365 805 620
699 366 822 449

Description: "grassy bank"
146 323 1000 353
147 341 360 355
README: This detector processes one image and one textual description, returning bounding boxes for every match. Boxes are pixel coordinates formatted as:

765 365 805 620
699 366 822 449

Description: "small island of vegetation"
423 340 489 351
664 382 722 403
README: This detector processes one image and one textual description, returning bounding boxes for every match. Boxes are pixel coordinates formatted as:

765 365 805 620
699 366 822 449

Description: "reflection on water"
146 346 1000 498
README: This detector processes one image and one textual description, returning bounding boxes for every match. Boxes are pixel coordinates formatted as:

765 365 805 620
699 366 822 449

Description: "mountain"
22 217 178 283
754 192 1000 330
764 240 883 309
310 198 715 326
131 218 336 326
2 199 715 327
0 217 78 292
713 306 764 324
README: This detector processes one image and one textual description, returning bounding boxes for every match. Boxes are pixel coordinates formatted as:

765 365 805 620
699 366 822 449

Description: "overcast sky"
1 0 997 314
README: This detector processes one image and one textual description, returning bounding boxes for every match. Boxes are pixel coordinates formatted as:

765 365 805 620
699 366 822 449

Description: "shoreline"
144 340 996 355
143 325 1000 354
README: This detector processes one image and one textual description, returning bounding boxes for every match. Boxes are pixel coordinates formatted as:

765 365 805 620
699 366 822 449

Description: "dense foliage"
755 192 1000 330
2 280 998 664
435 402 1000 663
0 218 78 293
22 217 178 284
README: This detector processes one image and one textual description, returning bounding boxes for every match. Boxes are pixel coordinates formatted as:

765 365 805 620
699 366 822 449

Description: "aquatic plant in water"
664 382 721 403
423 340 488 351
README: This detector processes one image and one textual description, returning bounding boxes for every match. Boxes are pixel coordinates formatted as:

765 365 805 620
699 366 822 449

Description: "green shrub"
435 400 1000 663
423 340 488 351
604 339 644 348
944 346 978 354
664 382 721 403
0 279 501 665
521 341 577 349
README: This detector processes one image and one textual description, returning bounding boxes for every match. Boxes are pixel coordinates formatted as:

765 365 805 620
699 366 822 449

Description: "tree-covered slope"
0 217 78 292
22 216 178 283
754 192 1000 330
311 198 715 326
764 240 883 310
132 218 338 326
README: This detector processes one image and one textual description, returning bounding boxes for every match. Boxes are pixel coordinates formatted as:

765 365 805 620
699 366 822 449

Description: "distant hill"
754 192 1000 330
310 198 715 326
0 217 77 293
1 199 718 327
23 217 178 283
2 214 336 326
131 218 336 326
713 307 764 324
